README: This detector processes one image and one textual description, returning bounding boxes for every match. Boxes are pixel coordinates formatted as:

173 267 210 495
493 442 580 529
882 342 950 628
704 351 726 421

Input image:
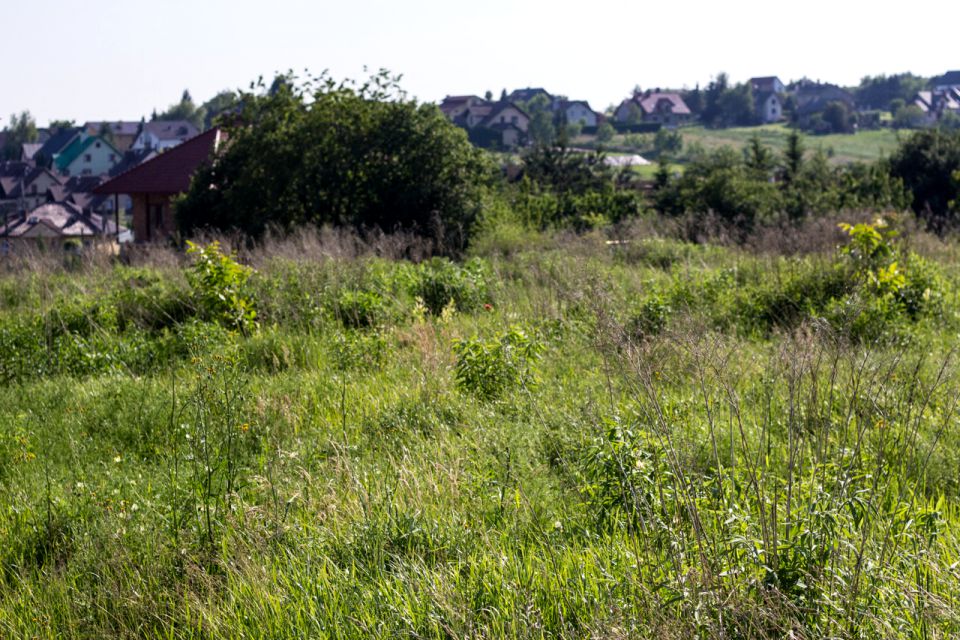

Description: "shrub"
185 241 258 334
335 289 386 328
452 326 543 400
412 257 490 315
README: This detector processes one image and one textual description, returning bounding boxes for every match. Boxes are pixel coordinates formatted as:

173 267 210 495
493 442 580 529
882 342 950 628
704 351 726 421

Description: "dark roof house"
95 128 224 242
0 202 122 240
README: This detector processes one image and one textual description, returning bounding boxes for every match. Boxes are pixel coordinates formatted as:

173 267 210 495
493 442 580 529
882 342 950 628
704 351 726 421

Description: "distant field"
577 123 912 167
678 124 907 164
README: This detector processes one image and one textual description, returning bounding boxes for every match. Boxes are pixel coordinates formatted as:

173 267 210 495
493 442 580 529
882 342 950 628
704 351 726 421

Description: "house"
439 97 531 148
750 76 786 95
932 70 960 93
508 88 553 105
479 102 530 132
554 100 600 129
82 121 142 152
749 76 786 123
0 201 123 252
54 135 121 177
439 95 486 120
0 162 62 215
792 81 856 115
614 91 692 127
754 92 784 124
46 176 116 216
33 127 80 169
913 88 960 126
94 128 224 242
131 120 200 151
20 143 42 162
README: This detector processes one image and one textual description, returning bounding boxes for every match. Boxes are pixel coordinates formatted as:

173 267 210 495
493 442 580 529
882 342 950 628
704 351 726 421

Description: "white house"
556 100 599 128
54 136 121 177
132 120 200 152
755 93 784 123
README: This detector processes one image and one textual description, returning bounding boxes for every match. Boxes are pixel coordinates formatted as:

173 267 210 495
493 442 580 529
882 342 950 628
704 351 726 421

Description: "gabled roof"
108 148 156 177
54 136 120 172
933 70 960 87
634 92 691 116
94 128 223 196
508 88 553 103
0 202 120 238
479 102 531 128
83 121 142 137
21 143 42 161
0 162 61 198
750 76 784 92
35 127 80 162
141 120 199 142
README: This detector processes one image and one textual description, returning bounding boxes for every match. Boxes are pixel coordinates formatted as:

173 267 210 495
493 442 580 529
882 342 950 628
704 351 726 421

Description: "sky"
2 0 958 127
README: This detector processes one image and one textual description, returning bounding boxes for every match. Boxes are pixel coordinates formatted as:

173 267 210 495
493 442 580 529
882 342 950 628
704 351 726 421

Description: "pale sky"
2 0 958 127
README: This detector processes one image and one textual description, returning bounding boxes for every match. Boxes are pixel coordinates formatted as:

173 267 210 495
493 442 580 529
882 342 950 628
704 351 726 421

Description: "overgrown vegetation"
3 217 960 638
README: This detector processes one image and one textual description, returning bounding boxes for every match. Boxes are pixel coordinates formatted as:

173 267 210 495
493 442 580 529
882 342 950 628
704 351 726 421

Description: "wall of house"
131 193 176 243
762 96 782 123
565 105 597 127
491 107 530 132
64 140 119 177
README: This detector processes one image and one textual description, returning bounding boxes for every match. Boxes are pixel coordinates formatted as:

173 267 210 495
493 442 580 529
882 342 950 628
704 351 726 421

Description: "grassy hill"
1 221 960 638
578 124 909 168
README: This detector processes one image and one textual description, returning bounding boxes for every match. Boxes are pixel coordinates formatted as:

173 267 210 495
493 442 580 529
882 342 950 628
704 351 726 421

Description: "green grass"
2 226 960 638
578 124 912 168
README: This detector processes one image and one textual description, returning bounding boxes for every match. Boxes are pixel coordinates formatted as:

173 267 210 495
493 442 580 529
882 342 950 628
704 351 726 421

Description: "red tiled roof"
94 128 222 196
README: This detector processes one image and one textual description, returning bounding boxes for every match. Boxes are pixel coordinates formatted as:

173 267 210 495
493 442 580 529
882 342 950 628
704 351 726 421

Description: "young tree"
1 111 38 160
155 89 206 129
596 121 615 143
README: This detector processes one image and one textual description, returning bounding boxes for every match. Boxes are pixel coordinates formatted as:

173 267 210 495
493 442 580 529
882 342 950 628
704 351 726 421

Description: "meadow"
579 124 907 168
1 218 960 639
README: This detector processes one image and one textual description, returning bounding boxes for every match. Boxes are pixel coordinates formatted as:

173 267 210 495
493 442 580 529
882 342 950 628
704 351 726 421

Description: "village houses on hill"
1 116 207 250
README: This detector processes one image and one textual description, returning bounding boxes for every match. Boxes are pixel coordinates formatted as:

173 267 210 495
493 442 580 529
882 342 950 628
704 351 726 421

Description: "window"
109 154 116 162
84 154 92 162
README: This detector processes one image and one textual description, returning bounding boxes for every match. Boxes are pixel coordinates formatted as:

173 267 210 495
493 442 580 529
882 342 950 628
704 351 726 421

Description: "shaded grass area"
2 227 960 638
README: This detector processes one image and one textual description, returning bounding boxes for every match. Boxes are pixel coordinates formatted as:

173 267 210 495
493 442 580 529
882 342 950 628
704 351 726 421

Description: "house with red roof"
93 128 224 243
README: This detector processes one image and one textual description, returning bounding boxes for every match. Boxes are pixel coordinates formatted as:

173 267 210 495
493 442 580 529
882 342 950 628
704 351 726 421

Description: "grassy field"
677 124 907 164
578 124 910 167
1 222 960 638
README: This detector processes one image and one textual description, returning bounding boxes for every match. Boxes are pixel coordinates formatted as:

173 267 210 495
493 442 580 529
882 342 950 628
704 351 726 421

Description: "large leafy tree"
176 71 493 250
888 128 960 229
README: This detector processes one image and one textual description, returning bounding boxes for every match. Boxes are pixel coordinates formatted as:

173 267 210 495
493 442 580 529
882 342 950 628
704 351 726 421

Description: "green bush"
186 241 258 334
336 289 386 328
452 326 543 400
412 257 490 315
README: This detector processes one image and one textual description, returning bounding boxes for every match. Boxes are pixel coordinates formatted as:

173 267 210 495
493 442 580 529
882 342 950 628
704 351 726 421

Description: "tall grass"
1 224 959 638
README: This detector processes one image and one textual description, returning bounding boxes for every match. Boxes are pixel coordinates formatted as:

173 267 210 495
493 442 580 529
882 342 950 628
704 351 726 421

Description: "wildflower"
484 303 493 311
113 455 122 463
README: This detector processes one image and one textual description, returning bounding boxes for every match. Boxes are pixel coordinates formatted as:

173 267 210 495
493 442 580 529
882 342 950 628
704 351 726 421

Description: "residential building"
439 95 486 120
33 127 80 169
0 201 123 251
131 120 200 151
555 100 600 128
0 162 62 215
54 135 121 177
754 92 784 123
750 76 786 95
508 88 553 105
82 121 142 152
614 91 692 127
933 70 960 93
94 128 224 242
